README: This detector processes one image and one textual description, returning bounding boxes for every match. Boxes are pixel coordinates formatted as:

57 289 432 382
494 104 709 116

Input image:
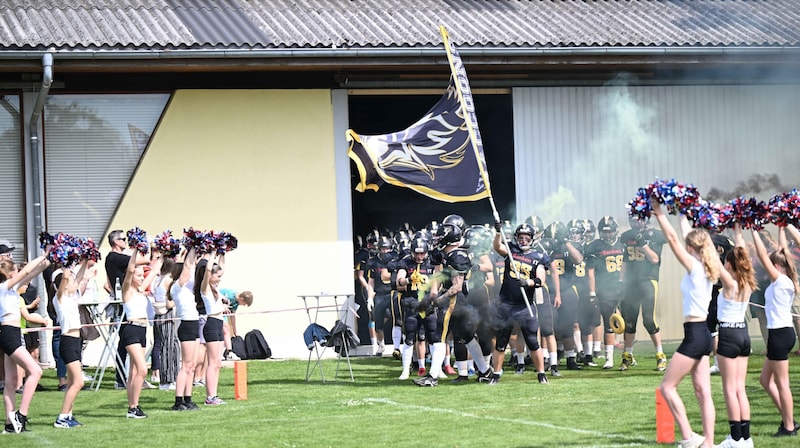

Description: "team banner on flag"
346 79 489 202
346 27 491 203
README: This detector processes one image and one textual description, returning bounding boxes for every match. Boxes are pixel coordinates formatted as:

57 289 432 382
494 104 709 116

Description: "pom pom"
126 227 149 255
38 231 55 249
626 187 652 221
153 230 182 258
685 200 731 232
767 190 800 228
212 231 238 254
46 233 83 267
80 238 102 262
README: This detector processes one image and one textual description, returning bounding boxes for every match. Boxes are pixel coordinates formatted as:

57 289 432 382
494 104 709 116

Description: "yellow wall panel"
84 90 354 361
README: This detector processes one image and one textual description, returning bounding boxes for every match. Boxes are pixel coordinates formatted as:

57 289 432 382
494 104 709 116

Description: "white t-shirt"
765 274 794 329
0 281 21 323
171 279 199 321
680 258 712 319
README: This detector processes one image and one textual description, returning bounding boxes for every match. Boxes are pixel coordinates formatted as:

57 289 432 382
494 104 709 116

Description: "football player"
585 216 625 369
619 215 668 371
396 237 439 380
543 221 585 371
490 222 549 384
366 236 398 356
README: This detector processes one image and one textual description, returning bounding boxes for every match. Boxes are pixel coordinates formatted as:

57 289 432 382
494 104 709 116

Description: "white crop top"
0 281 21 323
171 279 199 321
765 274 794 329
55 291 82 333
716 289 748 324
202 291 224 316
124 292 149 320
680 258 712 319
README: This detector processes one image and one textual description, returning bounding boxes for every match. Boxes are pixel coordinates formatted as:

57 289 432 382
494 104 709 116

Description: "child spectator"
219 288 253 361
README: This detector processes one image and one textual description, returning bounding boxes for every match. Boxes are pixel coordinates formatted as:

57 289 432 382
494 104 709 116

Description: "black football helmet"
583 219 596 242
365 229 381 254
442 214 466 233
628 215 649 232
597 216 619 244
463 225 491 253
394 230 411 253
524 215 545 234
566 219 585 243
437 221 463 249
544 221 568 243
514 223 540 251
410 237 429 262
377 236 393 261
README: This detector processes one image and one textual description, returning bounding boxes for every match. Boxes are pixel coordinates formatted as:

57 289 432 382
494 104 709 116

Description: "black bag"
245 329 272 359
231 335 249 360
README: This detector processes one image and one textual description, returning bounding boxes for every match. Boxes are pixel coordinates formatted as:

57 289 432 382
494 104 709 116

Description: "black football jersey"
620 227 665 281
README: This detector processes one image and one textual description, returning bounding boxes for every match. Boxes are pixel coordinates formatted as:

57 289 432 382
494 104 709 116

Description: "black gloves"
494 221 502 232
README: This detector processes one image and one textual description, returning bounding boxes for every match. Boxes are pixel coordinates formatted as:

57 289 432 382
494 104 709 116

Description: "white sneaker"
602 358 614 369
677 432 705 448
142 380 156 389
709 364 720 375
716 435 746 448
225 351 241 361
159 382 176 391
398 370 410 380
436 370 448 380
82 372 93 382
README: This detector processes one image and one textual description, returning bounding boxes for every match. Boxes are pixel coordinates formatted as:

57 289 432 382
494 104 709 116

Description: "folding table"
298 293 356 382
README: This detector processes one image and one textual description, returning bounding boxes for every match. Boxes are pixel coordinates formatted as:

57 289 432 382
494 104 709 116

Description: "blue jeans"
52 329 67 379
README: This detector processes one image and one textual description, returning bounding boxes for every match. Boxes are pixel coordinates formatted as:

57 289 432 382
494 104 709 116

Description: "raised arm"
121 249 139 303
178 246 197 286
787 224 800 248
8 254 50 290
651 201 694 273
752 228 780 282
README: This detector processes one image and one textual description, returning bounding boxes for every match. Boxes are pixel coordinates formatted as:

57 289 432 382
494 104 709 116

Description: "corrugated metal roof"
1 0 799 51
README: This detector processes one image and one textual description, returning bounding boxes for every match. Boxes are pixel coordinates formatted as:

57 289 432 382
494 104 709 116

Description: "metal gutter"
0 46 798 60
28 51 53 260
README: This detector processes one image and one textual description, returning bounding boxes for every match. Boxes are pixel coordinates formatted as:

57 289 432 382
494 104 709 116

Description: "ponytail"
686 229 719 283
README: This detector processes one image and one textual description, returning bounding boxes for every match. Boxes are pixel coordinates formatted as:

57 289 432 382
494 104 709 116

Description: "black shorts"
202 317 224 342
0 325 23 355
717 323 750 358
766 327 796 361
119 323 147 347
60 334 83 364
676 321 713 359
24 331 40 350
178 320 200 342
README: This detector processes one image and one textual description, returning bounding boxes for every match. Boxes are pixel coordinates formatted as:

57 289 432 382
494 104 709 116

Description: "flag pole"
439 25 535 317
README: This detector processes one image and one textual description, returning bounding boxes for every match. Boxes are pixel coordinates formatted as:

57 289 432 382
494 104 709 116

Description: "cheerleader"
0 253 50 433
53 259 89 428
752 226 798 437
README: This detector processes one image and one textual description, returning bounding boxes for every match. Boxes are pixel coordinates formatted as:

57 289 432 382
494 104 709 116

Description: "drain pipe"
29 51 53 364
29 51 53 259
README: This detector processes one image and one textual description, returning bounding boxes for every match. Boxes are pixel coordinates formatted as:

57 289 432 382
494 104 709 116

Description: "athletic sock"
516 352 525 364
456 360 469 376
391 326 402 350
593 341 601 352
175 396 184 405
465 339 489 373
729 421 742 440
740 420 750 439
401 344 413 371
549 351 557 366
655 345 663 354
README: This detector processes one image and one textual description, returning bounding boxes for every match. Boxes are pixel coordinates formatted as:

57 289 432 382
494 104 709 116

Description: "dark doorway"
347 92 515 345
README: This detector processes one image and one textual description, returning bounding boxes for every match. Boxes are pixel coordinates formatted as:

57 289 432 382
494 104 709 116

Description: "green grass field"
1 338 798 447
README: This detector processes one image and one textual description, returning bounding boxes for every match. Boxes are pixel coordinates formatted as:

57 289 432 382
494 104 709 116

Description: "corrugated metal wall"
513 83 800 341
